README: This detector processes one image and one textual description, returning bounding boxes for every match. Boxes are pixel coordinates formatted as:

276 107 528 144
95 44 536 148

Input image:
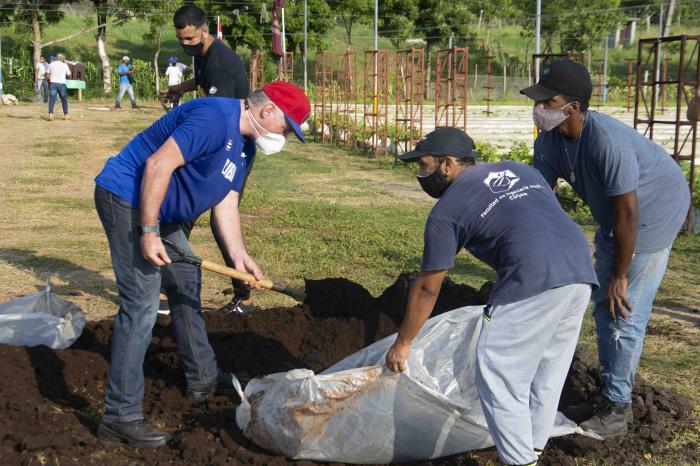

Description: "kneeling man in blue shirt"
385 128 598 466
93 81 310 447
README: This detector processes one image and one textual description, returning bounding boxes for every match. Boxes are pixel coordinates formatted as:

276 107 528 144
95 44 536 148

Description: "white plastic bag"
235 305 582 463
0 280 86 349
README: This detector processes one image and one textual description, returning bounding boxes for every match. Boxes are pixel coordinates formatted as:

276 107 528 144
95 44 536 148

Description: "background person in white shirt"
164 56 183 108
35 56 49 104
46 53 71 121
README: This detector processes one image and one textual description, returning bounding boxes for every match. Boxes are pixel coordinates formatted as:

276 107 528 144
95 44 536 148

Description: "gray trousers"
476 284 591 465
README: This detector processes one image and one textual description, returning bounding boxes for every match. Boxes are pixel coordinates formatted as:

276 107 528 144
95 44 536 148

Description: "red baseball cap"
261 81 311 142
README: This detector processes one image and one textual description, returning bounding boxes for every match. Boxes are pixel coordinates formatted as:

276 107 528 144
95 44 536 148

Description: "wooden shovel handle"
200 260 274 290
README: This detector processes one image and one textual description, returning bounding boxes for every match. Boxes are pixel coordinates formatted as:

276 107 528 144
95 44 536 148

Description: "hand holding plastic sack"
235 306 582 464
0 280 85 349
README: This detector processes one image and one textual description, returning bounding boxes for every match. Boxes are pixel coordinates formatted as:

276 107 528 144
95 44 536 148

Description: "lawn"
0 102 698 464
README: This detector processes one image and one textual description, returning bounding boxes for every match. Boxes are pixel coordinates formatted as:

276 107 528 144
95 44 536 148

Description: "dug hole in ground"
0 273 695 465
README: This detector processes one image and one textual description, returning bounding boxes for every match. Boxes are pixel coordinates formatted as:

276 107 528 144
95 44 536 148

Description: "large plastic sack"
0 280 85 349
235 305 584 464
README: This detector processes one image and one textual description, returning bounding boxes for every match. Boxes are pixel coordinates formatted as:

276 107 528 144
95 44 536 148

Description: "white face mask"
533 102 574 131
246 108 287 155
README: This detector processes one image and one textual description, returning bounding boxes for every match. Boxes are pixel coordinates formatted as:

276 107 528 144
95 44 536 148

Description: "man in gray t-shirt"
521 60 690 440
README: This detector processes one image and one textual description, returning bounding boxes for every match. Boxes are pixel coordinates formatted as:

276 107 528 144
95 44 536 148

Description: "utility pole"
603 35 609 106
535 0 541 80
374 0 378 50
303 0 308 91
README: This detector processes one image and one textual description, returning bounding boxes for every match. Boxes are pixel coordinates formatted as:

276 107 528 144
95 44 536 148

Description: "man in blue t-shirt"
115 56 138 109
385 128 598 466
520 60 690 440
93 81 310 448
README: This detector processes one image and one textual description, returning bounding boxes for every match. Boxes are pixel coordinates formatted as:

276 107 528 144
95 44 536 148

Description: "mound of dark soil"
0 274 695 466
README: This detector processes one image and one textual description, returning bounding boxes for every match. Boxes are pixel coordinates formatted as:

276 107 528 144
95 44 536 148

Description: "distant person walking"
115 56 139 109
164 56 183 108
35 56 49 104
47 53 71 121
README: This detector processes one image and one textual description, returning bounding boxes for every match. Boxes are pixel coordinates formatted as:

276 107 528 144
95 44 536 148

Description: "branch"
43 18 128 47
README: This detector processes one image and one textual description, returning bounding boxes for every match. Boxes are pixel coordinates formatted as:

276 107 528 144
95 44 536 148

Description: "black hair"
173 5 207 29
562 94 590 112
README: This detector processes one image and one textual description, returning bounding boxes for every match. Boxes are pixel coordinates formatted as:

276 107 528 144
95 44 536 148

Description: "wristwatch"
138 224 160 236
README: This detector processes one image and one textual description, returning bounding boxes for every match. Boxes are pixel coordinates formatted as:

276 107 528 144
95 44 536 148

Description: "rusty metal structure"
395 48 424 155
435 47 468 130
531 52 586 79
626 58 635 112
249 50 265 91
660 52 668 113
334 50 358 146
594 59 604 110
484 53 495 116
634 34 699 231
277 52 294 82
314 51 334 143
362 49 389 156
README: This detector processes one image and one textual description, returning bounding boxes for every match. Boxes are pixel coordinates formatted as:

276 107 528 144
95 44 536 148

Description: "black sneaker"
579 398 629 439
97 419 171 448
114 104 121 109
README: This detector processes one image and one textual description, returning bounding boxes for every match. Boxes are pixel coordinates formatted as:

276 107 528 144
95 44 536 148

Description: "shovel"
160 238 306 303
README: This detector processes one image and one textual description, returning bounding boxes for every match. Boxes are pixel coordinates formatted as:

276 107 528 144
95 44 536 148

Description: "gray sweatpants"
476 284 591 465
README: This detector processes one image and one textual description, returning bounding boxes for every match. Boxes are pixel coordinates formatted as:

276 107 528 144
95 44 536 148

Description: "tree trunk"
31 6 42 65
95 4 111 94
153 24 164 95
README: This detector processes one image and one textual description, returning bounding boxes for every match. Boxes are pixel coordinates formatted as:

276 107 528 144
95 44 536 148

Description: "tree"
0 0 76 65
378 0 418 49
415 0 476 97
138 0 182 95
330 0 372 46
516 0 624 55
284 0 334 54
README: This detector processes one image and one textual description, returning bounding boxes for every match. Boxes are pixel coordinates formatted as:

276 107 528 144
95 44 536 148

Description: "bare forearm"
611 193 638 277
211 193 247 262
396 271 445 345
139 138 185 227
140 162 172 227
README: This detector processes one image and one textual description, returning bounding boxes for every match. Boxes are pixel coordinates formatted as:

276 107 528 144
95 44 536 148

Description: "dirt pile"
0 274 695 466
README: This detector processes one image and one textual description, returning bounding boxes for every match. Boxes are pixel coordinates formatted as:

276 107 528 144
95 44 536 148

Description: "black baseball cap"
400 127 480 162
520 60 592 101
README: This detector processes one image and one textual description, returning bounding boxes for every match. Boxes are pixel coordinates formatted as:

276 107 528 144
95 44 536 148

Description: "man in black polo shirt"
162 5 249 100
160 5 253 312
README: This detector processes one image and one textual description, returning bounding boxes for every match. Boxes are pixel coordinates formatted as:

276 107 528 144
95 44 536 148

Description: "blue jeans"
94 186 218 423
115 83 136 107
49 82 68 115
36 79 48 103
591 230 671 404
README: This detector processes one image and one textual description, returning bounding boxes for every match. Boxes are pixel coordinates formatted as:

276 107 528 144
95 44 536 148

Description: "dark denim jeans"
49 82 68 115
95 186 218 423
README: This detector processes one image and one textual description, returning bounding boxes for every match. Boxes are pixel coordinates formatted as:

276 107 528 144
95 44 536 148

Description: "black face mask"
417 161 451 199
181 33 205 56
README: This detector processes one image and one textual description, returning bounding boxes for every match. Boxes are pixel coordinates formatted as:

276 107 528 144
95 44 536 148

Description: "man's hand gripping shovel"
160 238 307 309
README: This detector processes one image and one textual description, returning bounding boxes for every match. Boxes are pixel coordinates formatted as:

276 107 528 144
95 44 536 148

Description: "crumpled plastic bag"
234 305 584 464
0 280 85 349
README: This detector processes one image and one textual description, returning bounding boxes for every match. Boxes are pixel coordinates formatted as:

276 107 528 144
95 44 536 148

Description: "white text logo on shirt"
483 170 520 193
225 139 233 151
222 159 236 182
